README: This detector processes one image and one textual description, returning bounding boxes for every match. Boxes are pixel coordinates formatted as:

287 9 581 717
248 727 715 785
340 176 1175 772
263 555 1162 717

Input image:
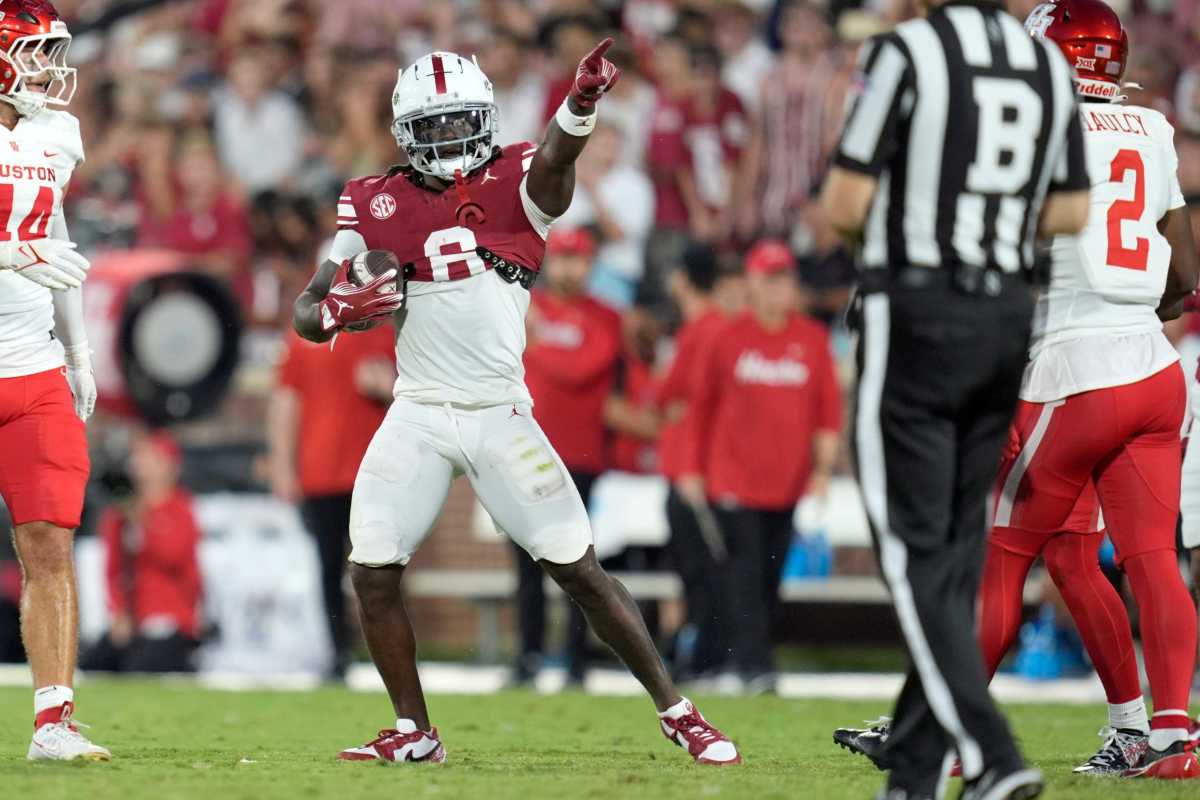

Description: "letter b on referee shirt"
968 78 1042 194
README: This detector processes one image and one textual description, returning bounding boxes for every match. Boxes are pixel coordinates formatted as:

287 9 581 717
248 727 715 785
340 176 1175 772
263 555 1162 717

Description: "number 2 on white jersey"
1105 149 1149 271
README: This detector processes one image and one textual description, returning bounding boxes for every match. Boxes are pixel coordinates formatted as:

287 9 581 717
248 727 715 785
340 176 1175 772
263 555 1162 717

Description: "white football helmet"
391 52 499 181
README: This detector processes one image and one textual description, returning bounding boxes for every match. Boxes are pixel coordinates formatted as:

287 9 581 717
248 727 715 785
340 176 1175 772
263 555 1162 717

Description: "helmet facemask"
392 103 497 181
2 31 75 117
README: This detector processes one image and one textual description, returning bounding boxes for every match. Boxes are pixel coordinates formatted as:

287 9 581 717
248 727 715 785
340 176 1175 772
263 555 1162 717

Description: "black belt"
476 247 538 289
857 265 1027 298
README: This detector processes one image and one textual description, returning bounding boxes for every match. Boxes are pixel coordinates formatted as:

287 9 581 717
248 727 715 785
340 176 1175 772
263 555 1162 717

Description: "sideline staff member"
821 0 1089 797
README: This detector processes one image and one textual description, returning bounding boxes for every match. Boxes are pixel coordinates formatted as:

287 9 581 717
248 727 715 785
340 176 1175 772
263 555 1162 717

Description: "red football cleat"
659 700 741 765
1123 740 1200 779
337 726 446 763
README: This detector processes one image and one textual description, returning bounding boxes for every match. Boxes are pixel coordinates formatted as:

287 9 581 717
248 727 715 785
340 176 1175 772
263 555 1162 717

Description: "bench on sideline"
404 569 1042 662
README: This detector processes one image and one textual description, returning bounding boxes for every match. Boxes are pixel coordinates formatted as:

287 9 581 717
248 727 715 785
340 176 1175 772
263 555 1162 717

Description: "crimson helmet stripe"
430 54 447 95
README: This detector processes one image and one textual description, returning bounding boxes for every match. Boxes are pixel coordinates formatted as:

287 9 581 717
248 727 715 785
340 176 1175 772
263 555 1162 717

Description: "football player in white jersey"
0 0 107 762
999 0 1199 779
292 41 739 765
835 0 1200 782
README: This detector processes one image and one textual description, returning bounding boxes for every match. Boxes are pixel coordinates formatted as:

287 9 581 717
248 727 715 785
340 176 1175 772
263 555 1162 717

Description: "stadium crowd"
0 0 1198 685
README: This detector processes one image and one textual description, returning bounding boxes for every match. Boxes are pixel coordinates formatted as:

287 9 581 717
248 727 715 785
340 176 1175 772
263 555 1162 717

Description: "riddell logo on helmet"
1080 80 1120 98
369 193 397 220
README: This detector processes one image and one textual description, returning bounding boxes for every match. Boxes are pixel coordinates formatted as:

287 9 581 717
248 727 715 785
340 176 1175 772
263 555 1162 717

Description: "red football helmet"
1025 0 1128 102
0 0 75 117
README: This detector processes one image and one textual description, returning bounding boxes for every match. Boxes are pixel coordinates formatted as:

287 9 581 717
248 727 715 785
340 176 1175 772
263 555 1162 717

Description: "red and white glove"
568 37 621 109
0 239 90 291
319 260 403 333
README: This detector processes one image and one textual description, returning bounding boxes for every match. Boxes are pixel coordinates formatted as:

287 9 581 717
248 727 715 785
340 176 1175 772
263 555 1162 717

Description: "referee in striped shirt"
821 1 1089 798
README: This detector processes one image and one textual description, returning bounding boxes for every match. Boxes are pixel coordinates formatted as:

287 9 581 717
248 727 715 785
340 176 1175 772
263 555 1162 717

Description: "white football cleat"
28 717 112 762
337 725 445 763
659 700 741 765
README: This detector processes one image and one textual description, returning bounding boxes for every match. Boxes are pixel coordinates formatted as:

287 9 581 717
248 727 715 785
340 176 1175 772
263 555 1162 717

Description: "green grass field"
0 679 1196 799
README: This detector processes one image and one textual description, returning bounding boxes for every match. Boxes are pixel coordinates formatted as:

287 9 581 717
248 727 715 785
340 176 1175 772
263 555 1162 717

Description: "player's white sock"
34 685 73 727
658 697 694 721
395 718 418 734
1108 697 1148 733
1149 728 1189 751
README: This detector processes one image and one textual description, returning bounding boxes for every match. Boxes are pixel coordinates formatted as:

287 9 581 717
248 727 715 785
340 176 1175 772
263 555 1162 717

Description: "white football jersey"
1022 102 1183 402
0 109 84 378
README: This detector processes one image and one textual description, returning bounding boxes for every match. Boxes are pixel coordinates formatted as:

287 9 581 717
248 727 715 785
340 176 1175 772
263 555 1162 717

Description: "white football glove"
63 344 96 421
0 239 91 291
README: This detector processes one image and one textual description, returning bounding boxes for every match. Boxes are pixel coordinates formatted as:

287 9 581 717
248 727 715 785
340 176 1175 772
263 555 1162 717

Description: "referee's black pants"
853 279 1032 785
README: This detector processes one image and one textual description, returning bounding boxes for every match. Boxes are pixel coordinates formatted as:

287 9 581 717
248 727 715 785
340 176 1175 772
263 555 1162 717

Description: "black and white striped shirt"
833 0 1088 274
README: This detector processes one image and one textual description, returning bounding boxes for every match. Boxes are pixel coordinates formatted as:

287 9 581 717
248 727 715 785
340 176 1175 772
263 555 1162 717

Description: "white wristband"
63 343 91 369
555 99 597 137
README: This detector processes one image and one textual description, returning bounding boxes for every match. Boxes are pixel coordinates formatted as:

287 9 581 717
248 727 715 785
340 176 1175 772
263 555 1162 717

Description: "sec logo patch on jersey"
369 193 397 220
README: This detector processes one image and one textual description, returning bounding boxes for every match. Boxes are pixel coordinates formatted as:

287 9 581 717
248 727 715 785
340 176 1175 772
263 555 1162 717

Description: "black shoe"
505 654 541 688
958 765 1043 800
1072 727 1147 775
834 717 891 770
743 671 778 696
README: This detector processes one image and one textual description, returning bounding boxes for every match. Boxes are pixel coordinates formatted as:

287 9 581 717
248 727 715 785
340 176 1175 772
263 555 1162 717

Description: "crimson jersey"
330 141 556 406
337 141 548 282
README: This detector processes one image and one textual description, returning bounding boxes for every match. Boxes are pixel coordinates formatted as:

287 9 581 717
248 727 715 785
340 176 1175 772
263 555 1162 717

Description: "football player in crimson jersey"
293 39 740 766
835 0 1200 780
0 0 107 762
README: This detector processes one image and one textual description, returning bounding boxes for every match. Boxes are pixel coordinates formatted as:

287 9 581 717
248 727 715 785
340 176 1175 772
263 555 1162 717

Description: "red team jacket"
524 291 622 475
276 326 394 497
101 489 203 640
685 312 843 510
657 307 725 481
338 141 547 280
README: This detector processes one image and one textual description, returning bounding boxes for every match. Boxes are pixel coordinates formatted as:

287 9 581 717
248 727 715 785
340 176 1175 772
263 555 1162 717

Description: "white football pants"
349 399 593 566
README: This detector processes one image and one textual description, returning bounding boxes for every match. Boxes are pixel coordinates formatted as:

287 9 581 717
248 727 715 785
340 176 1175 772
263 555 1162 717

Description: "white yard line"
0 661 1168 706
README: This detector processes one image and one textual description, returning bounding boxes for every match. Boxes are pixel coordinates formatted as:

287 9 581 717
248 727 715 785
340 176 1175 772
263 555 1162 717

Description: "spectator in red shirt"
267 324 395 678
644 33 697 299
682 239 842 689
82 432 202 673
681 45 751 247
606 291 664 475
517 227 622 685
656 244 744 679
137 130 255 308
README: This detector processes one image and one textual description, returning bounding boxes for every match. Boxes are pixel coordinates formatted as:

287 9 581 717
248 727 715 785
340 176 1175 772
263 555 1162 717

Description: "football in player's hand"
348 249 402 294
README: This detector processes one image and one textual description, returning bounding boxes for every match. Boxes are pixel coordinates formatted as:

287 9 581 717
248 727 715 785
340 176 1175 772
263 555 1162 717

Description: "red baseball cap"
745 239 796 275
141 430 182 464
547 227 597 257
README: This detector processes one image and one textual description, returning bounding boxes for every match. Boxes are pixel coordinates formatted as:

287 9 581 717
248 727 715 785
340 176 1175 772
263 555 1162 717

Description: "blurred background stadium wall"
1 0 1197 687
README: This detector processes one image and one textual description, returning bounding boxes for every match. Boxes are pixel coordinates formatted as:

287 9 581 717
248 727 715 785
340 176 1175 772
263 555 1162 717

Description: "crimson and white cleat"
1123 740 1200 779
28 717 111 762
337 722 445 763
659 699 741 765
